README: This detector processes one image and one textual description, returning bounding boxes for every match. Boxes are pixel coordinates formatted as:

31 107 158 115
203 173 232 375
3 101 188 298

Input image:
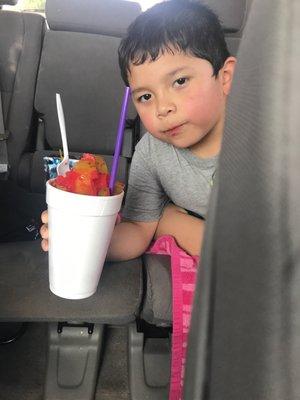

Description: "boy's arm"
154 204 205 257
40 210 158 260
106 219 158 261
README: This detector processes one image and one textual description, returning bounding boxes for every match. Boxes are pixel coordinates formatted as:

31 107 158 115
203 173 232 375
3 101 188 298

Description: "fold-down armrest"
0 241 142 324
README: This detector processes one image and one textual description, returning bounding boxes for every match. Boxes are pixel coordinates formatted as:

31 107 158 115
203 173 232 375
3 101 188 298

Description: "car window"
2 0 45 12
3 0 163 13
123 0 164 11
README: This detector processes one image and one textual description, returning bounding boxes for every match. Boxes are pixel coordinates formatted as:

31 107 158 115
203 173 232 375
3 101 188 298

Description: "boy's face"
128 50 234 157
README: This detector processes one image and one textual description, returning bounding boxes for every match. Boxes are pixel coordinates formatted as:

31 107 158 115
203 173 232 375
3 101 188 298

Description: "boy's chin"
165 137 199 149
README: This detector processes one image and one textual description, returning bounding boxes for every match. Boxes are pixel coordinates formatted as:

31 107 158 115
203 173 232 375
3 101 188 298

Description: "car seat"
0 0 46 242
184 0 300 398
0 0 45 181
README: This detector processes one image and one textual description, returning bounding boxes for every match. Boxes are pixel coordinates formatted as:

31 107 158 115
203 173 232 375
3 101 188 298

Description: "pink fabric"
147 235 199 400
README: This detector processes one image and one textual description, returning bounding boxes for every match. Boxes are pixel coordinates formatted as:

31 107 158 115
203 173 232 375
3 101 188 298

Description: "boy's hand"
40 210 129 254
40 210 49 252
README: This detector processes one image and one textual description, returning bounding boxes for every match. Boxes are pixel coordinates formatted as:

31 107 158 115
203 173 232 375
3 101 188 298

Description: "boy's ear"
220 56 237 95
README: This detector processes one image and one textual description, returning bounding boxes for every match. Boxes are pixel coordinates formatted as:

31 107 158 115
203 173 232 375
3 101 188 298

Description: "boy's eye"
138 93 152 103
174 77 188 87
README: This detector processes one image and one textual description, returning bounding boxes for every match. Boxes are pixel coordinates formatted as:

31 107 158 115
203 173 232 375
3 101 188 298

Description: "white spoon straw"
56 93 70 176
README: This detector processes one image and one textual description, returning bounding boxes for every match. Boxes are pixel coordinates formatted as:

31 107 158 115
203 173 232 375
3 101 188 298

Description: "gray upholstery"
203 0 251 56
141 255 172 327
35 32 132 154
0 241 142 324
46 0 141 37
202 0 248 32
184 0 300 398
0 10 44 181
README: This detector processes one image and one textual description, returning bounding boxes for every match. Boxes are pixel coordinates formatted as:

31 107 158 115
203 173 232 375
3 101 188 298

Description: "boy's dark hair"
118 0 230 86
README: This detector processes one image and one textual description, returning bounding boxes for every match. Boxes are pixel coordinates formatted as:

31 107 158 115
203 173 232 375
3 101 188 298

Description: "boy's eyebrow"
165 66 191 78
131 86 149 96
131 66 191 95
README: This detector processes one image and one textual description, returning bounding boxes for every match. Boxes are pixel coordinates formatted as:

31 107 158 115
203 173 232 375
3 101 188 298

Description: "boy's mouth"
163 122 186 136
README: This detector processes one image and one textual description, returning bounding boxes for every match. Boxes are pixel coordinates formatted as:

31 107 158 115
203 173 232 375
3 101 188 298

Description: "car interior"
1 0 299 399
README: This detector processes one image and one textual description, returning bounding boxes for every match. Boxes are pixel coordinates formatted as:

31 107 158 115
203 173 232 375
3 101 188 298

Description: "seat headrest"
46 0 142 37
0 0 18 5
201 0 248 32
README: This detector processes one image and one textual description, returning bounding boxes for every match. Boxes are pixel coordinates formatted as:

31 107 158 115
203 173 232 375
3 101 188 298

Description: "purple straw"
109 86 131 193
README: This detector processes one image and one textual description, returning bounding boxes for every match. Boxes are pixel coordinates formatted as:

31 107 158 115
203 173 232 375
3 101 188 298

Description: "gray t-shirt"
122 133 218 222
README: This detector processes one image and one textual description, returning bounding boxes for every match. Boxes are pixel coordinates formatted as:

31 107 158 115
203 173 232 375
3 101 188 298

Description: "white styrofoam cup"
46 180 124 299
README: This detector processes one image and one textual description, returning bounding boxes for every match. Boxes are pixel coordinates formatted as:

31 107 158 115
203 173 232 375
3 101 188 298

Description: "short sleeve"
122 136 169 222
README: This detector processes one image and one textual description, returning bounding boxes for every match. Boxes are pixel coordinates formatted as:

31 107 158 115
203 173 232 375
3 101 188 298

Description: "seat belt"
0 90 9 178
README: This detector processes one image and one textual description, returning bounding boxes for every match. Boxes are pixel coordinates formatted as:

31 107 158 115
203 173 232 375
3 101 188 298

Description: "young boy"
40 0 236 259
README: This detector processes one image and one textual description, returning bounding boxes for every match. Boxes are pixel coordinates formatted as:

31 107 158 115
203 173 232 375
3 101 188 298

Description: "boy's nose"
156 99 176 118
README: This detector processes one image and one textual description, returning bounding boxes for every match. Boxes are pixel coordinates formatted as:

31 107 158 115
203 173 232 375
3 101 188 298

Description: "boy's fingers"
41 239 49 252
40 224 48 239
41 210 48 224
115 213 122 225
40 210 49 252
